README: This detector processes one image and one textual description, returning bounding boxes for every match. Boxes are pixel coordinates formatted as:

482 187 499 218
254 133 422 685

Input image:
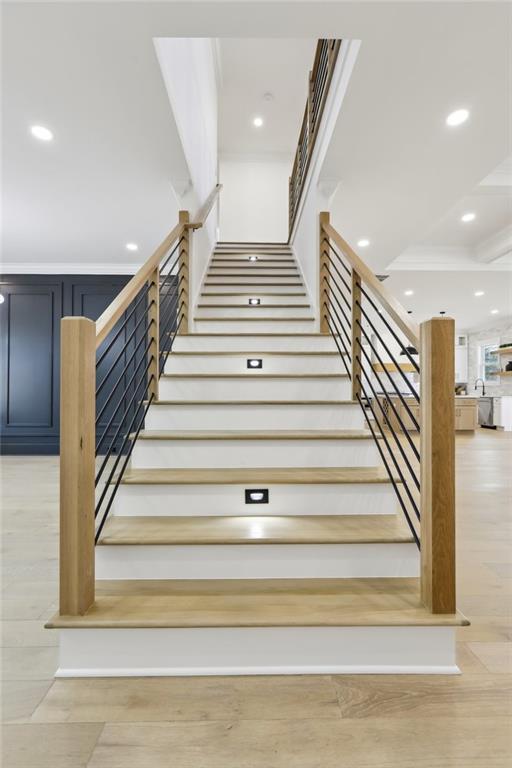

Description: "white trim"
56 625 459 677
0 262 140 275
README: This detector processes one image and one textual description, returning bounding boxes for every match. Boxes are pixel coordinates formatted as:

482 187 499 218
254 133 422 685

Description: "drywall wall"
219 158 291 243
155 38 219 308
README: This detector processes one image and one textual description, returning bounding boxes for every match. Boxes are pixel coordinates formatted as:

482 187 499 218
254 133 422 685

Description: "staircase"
48 233 467 677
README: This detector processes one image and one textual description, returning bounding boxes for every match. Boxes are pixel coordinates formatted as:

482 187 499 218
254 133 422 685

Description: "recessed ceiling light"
263 92 274 102
474 291 485 297
357 238 370 248
30 125 53 142
446 109 469 127
491 309 499 315
461 212 476 223
253 116 264 128
0 294 5 304
126 243 138 252
404 289 414 296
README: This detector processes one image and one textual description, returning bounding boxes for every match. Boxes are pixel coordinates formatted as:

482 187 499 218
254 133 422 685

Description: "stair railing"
320 212 456 615
59 184 221 616
289 39 341 236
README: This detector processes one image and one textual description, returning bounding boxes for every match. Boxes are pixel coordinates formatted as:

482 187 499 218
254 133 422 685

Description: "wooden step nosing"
196 304 311 309
160 373 348 379
134 430 378 441
167 351 339 356
151 399 356 405
193 318 315 322
116 467 399 486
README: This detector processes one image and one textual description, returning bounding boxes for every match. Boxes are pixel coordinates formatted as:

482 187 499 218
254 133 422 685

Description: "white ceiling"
1 0 511 286
218 38 315 158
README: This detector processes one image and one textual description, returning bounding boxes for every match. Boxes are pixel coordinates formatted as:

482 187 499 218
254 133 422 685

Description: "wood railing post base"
420 317 456 614
59 317 96 616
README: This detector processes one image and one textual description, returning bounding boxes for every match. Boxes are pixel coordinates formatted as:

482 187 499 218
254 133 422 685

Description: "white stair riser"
130 438 380 469
145 403 362 430
96 543 419 580
208 269 299 277
159 376 350 400
171 336 338 352
211 260 296 268
56 626 458 676
163 354 345 375
193 320 315 334
199 294 307 305
195 307 313 319
202 285 303 294
111 482 398 517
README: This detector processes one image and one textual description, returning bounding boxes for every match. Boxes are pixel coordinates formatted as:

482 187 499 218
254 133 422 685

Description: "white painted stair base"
193 320 315 333
55 626 458 677
130 436 380 469
202 284 304 294
171 334 338 352
144 402 363 430
110 480 399 517
96 542 419 580
158 375 351 400
199 294 307 305
194 307 314 319
163 353 346 375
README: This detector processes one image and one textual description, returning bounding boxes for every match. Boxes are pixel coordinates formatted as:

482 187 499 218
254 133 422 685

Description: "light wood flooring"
2 429 512 767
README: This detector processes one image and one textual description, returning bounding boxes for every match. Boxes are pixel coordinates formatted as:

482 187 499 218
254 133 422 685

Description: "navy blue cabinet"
0 275 131 454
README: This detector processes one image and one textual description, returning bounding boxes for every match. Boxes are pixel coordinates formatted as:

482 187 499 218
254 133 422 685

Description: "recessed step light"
248 298 261 305
247 358 263 369
245 489 269 504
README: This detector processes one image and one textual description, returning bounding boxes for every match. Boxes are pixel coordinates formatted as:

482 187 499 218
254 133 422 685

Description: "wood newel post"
59 317 96 615
178 210 190 335
420 317 456 614
148 267 159 398
351 270 362 401
319 212 330 334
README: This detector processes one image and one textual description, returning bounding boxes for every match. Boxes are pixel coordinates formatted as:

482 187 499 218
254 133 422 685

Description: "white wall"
155 38 219 308
219 158 290 243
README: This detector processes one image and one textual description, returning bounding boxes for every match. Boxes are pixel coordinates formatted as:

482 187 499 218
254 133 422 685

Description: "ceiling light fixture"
30 125 53 142
253 116 264 128
474 291 485 297
0 294 5 304
357 238 370 248
404 290 414 296
491 309 499 315
126 243 138 252
446 109 469 127
461 212 476 223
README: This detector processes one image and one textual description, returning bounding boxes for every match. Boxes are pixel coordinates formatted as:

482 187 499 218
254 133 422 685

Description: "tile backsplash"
467 319 512 396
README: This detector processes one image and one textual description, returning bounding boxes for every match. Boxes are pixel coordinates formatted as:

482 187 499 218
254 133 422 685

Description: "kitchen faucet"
474 378 486 396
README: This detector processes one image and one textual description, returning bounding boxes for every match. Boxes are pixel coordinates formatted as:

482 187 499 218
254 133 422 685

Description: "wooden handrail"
322 221 420 348
95 183 221 347
190 183 222 229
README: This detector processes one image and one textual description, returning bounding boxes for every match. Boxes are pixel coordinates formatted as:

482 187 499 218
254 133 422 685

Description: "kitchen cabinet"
493 397 512 431
374 396 478 432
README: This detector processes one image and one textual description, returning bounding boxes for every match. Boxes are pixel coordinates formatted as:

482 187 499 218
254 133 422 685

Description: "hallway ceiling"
1 0 511 288
217 38 316 159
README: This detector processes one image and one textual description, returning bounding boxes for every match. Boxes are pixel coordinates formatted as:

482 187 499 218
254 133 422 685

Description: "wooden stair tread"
193 317 313 322
46 577 468 629
160 373 347 379
167 351 339 356
135 429 376 441
196 304 311 308
117 466 396 485
152 399 355 405
98 514 414 546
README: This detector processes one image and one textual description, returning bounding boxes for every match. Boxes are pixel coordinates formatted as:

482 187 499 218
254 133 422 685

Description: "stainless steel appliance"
478 397 494 428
